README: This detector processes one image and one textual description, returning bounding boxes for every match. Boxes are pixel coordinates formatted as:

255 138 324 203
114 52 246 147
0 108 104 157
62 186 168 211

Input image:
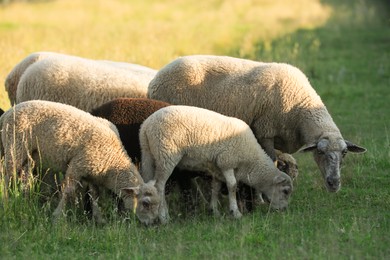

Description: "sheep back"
148 55 333 154
6 51 157 106
1 100 134 184
15 56 156 112
140 105 267 177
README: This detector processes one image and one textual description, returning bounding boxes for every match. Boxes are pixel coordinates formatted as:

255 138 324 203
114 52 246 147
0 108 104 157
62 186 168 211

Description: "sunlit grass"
0 0 389 258
0 0 332 109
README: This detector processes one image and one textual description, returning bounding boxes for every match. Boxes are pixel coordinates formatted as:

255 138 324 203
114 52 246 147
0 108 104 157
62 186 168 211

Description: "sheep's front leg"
52 163 79 222
222 169 242 219
52 174 77 222
154 165 172 225
87 183 106 225
210 177 221 216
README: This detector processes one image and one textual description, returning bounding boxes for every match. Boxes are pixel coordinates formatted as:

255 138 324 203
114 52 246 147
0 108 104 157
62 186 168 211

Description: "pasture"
0 0 389 259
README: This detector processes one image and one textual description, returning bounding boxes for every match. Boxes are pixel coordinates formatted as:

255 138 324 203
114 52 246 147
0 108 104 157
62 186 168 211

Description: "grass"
1 0 389 259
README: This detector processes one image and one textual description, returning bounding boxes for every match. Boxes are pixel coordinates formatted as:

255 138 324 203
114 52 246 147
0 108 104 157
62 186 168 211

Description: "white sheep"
5 51 157 106
0 100 160 224
139 105 293 225
12 53 157 112
148 55 366 192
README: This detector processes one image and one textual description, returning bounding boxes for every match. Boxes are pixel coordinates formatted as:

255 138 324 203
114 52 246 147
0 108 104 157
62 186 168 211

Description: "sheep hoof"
230 210 243 219
209 207 221 217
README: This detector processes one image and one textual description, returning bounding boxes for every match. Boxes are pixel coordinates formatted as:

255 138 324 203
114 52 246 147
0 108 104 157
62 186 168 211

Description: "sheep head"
299 136 366 192
261 171 293 210
275 150 299 180
120 180 161 225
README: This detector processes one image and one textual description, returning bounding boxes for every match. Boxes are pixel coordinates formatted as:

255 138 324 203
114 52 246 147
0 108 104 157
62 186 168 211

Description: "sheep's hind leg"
210 177 221 216
222 169 242 219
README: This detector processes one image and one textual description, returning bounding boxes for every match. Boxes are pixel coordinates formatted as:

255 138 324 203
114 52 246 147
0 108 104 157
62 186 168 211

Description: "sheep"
139 105 293 225
91 98 202 213
91 98 298 214
13 54 157 112
148 55 367 193
5 51 157 106
0 100 160 224
5 52 157 106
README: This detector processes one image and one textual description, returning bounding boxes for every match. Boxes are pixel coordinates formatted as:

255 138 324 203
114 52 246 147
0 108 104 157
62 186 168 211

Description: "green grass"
1 0 389 259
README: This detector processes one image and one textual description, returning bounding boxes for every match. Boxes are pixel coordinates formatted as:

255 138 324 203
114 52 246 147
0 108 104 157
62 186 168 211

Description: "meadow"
0 0 389 259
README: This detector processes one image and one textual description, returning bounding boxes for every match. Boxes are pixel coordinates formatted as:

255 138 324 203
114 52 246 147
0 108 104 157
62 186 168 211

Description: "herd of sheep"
0 51 366 225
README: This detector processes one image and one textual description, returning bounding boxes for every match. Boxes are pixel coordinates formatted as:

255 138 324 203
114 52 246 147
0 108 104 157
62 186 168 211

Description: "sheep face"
262 172 293 210
300 137 366 192
121 181 161 225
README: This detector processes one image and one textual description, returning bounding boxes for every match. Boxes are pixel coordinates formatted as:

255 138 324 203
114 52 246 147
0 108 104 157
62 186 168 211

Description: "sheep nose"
326 176 340 190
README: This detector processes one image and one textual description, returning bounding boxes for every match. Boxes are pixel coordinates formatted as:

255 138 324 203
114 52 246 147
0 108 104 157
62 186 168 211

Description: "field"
0 0 389 259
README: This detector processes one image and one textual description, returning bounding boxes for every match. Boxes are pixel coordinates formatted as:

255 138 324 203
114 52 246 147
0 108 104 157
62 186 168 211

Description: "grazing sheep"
91 98 201 213
148 55 366 192
5 51 157 106
139 105 293 225
0 100 160 224
91 98 297 213
14 54 157 112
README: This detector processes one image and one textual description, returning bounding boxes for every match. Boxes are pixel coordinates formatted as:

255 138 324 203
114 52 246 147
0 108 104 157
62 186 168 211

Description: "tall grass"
0 0 389 259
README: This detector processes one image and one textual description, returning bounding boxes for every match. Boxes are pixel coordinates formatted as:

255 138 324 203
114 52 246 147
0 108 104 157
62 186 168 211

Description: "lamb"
13 53 157 112
91 98 203 213
148 55 366 193
0 100 160 225
139 105 293 225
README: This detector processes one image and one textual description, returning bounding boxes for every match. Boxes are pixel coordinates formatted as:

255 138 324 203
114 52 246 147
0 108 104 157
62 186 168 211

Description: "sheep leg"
87 183 106 225
140 147 155 182
154 167 171 224
52 166 78 222
210 177 221 216
222 169 242 219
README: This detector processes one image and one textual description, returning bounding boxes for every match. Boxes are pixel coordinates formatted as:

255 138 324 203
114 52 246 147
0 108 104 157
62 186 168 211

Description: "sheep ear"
298 143 317 153
345 140 367 153
121 186 140 198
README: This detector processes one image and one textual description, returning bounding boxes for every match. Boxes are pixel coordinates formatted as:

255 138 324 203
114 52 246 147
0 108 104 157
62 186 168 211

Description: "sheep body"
5 51 157 106
14 54 156 112
0 100 160 224
139 105 293 224
91 98 171 163
148 55 366 192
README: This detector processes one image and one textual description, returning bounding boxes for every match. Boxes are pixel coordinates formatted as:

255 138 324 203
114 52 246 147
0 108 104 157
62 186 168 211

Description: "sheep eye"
283 189 290 195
